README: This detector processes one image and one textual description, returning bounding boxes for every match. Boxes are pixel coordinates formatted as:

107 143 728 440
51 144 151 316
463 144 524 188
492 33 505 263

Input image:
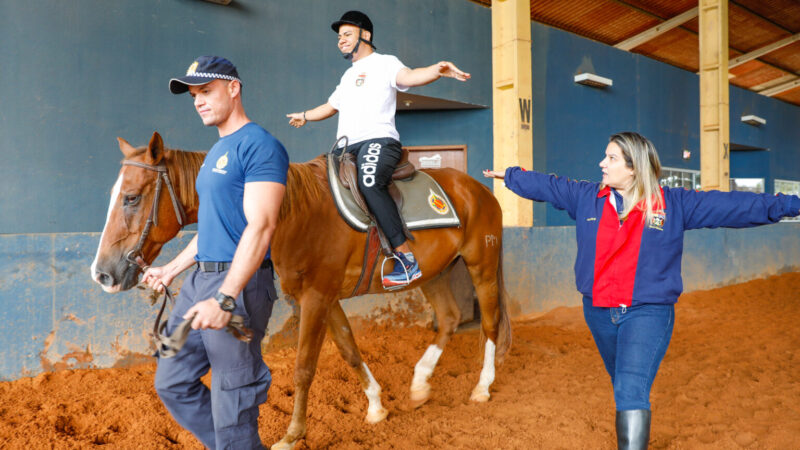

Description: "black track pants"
337 137 405 248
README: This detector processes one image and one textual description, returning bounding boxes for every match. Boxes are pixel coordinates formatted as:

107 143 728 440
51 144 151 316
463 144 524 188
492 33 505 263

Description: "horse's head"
90 132 187 292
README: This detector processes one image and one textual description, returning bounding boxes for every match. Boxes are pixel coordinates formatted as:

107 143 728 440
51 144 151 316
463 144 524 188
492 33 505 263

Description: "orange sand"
1 272 798 449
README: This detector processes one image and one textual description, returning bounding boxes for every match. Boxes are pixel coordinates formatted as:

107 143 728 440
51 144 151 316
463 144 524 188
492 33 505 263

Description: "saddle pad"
327 153 461 232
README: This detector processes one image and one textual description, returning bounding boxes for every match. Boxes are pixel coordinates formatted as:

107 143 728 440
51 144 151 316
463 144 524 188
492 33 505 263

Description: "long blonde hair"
607 132 664 223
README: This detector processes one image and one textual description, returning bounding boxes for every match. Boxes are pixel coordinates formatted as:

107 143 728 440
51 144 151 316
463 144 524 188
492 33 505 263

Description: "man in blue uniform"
142 55 289 449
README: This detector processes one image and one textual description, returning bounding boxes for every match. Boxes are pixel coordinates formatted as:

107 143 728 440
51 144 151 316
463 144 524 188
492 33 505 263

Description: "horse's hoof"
272 432 303 450
408 395 429 409
270 441 294 450
409 385 431 408
365 406 389 424
470 386 490 403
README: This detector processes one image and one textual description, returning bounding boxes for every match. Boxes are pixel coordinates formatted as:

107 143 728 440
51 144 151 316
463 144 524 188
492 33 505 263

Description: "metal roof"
471 0 800 107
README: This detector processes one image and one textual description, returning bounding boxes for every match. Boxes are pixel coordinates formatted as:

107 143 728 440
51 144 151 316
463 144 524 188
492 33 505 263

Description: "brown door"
404 145 467 172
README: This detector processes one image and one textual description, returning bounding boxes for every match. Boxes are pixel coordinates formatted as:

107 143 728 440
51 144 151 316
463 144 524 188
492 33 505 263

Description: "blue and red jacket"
504 167 800 307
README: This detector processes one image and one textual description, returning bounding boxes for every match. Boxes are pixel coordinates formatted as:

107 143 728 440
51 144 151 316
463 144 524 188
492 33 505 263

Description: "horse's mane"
165 149 206 212
124 148 328 220
281 155 328 220
124 147 206 212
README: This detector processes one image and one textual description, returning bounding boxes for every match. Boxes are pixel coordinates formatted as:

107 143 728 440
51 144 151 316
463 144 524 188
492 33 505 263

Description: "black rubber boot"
616 409 651 450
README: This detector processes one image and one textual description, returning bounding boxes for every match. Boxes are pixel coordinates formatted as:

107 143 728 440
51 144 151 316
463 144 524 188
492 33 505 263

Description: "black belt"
196 259 272 272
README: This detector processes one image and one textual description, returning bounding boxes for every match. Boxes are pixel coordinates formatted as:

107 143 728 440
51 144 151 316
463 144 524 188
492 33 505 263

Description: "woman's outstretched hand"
483 169 505 179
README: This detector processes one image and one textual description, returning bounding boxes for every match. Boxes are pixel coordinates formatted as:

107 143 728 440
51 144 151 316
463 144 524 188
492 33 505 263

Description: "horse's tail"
492 244 513 364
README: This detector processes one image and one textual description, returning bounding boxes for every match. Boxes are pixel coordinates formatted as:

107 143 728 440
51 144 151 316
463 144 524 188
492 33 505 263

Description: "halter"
121 160 188 266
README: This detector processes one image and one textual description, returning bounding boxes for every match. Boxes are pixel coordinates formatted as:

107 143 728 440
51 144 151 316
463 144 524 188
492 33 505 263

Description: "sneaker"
382 252 422 288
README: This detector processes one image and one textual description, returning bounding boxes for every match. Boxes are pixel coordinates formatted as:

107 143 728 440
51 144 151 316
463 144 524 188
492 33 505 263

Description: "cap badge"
186 61 199 75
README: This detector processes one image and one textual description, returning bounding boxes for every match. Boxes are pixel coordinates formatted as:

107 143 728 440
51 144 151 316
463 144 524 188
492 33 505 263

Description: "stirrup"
380 253 411 291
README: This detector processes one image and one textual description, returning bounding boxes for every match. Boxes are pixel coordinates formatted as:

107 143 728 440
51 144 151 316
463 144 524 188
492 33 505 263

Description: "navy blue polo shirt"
195 122 289 262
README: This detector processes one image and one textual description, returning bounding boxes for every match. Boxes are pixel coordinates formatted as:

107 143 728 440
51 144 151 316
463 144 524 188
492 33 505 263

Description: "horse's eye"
123 195 141 207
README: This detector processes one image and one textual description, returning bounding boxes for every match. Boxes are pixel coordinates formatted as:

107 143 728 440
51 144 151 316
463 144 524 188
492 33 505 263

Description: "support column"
699 0 730 191
492 0 533 226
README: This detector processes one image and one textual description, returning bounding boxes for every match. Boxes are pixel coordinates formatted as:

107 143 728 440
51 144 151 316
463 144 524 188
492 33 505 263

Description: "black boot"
616 409 651 450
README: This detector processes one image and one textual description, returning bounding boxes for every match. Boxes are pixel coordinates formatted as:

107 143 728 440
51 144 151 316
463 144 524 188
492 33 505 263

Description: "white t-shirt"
328 52 409 146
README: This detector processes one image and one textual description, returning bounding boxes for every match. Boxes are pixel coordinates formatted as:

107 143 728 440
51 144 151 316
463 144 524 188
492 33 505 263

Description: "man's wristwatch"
214 291 236 312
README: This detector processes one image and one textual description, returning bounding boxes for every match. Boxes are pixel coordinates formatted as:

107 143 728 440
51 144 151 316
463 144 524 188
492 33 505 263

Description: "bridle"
121 159 188 266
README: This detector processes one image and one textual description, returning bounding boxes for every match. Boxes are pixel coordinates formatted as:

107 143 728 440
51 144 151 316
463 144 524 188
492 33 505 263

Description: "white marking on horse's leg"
90 173 123 286
470 339 496 403
270 440 295 450
410 344 443 403
362 362 388 424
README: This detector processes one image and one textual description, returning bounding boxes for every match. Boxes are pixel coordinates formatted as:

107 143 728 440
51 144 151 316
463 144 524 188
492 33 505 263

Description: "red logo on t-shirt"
355 73 366 86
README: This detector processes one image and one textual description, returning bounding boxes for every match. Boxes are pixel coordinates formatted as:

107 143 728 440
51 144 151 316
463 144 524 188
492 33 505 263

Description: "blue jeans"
582 296 674 411
154 265 276 449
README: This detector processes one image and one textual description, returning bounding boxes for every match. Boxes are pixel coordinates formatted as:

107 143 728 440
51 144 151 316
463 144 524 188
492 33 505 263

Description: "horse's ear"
145 132 164 165
117 137 138 158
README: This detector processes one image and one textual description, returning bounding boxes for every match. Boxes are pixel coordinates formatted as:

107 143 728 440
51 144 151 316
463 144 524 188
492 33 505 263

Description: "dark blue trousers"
154 265 276 449
582 296 674 411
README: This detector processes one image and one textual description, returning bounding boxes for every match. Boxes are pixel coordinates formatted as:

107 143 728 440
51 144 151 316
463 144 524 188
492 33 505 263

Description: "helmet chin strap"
343 28 375 60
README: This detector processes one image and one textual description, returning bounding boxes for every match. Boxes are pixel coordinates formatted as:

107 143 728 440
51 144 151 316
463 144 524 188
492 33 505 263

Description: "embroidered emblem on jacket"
649 212 666 230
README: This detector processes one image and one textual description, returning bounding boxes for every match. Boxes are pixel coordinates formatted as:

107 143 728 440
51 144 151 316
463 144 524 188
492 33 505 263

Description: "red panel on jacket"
592 187 645 307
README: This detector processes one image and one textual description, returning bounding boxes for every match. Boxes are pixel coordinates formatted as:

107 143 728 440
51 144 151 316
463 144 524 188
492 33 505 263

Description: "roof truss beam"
729 33 800 69
760 77 800 96
751 73 797 91
614 6 698 51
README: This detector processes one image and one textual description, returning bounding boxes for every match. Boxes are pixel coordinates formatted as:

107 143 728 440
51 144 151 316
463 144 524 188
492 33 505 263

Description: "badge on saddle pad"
428 190 449 215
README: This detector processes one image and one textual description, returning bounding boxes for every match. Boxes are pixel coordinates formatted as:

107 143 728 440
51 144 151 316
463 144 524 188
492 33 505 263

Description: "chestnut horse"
91 132 511 449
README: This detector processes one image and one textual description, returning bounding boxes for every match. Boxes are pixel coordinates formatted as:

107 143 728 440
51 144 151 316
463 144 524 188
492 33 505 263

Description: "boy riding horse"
287 10 470 288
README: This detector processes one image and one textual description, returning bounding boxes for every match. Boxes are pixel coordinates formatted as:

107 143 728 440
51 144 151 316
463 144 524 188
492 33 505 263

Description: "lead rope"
133 257 254 358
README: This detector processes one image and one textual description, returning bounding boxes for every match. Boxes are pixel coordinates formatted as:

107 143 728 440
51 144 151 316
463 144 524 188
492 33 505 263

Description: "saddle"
326 141 460 295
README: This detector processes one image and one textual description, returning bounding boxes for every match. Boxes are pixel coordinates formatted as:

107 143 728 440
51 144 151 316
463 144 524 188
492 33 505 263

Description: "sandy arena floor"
1 272 798 449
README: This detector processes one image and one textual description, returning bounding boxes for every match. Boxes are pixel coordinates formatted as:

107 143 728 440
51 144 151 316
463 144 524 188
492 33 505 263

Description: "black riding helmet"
331 10 376 60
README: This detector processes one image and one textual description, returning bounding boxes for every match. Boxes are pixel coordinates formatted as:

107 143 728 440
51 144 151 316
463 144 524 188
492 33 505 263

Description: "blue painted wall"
530 22 800 225
504 223 800 315
0 0 490 234
2 0 799 383
396 108 494 190
3 224 798 380
0 231 433 380
3 1 798 232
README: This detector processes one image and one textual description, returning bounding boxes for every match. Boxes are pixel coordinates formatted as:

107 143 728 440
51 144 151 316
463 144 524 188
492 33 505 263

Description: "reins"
132 256 254 358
